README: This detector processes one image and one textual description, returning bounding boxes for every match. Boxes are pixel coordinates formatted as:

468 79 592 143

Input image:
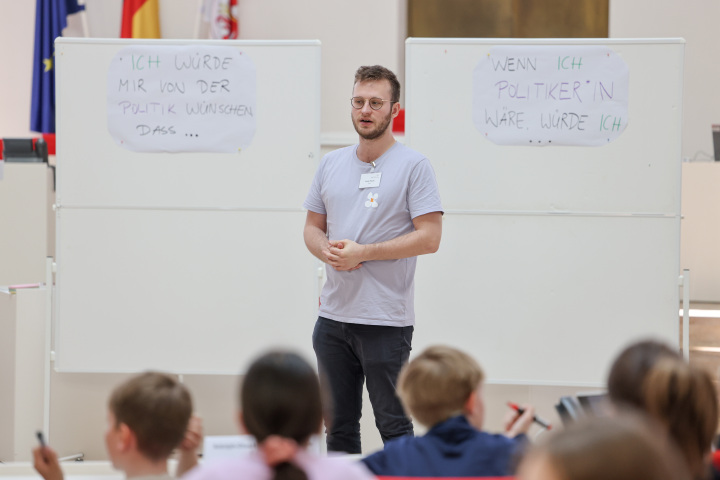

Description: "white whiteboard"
54 39 321 373
406 38 684 385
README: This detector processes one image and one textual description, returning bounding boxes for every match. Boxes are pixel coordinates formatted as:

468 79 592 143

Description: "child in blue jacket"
362 345 536 477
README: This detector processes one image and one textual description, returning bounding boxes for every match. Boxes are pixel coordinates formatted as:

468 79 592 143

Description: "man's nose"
360 100 373 113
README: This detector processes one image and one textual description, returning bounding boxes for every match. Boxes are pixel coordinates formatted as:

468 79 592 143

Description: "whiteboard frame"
54 38 322 374
405 38 684 386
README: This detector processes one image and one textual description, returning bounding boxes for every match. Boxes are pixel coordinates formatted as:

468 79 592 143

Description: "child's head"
517 413 690 480
636 357 717 478
607 340 718 479
239 351 322 480
397 345 484 428
106 372 193 464
607 338 681 409
239 350 322 444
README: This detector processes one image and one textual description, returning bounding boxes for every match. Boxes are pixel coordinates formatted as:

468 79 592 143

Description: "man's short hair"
354 65 401 103
397 345 484 428
108 372 192 462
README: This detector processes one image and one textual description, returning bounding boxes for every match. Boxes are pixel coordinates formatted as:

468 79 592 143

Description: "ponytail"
272 462 308 480
643 358 718 479
257 435 306 480
240 352 323 480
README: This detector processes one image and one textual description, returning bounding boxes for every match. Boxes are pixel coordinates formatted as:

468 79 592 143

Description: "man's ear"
392 101 401 118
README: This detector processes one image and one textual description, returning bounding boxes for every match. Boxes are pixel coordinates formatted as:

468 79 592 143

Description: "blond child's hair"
397 345 484 427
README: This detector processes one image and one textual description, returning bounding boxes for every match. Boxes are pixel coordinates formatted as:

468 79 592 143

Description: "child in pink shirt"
182 351 373 480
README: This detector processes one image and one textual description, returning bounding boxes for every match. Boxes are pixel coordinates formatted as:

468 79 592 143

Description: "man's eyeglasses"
351 97 395 111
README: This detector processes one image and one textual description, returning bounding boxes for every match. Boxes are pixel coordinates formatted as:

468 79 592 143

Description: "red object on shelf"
392 108 405 133
0 134 55 159
41 133 56 155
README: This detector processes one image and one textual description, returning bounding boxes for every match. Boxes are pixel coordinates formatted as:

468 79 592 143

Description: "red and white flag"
202 0 238 39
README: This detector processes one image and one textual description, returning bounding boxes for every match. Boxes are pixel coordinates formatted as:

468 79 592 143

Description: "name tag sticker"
359 172 382 189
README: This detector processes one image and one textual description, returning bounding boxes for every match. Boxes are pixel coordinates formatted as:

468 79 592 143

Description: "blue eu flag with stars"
30 0 84 133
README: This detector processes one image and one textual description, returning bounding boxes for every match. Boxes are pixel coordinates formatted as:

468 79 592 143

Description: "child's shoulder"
299 452 375 480
180 456 267 480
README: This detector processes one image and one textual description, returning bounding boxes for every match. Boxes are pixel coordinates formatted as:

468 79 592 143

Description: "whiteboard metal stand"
680 269 690 359
43 257 53 438
44 256 85 461
314 261 327 454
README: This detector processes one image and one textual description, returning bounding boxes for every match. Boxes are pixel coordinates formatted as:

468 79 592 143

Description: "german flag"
121 0 161 38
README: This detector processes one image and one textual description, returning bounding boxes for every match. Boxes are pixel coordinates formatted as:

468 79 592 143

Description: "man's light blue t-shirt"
303 142 443 327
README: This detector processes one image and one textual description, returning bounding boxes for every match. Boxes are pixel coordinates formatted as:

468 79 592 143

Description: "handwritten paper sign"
472 46 629 146
202 435 322 462
107 45 256 153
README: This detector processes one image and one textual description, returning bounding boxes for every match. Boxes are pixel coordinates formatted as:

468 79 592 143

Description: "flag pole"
78 0 89 37
193 0 204 39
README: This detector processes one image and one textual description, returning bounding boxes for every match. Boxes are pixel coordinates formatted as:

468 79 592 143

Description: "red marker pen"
507 402 552 430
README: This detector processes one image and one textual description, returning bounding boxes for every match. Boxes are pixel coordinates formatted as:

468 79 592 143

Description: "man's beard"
352 110 393 140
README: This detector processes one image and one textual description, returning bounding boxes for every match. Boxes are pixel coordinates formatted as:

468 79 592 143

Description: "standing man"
303 65 443 454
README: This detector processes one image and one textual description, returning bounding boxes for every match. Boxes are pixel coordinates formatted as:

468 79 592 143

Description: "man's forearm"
358 211 442 262
328 212 442 269
304 224 330 263
361 228 440 262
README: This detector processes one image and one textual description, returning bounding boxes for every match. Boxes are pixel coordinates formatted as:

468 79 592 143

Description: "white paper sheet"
202 434 323 462
107 45 257 153
473 45 629 146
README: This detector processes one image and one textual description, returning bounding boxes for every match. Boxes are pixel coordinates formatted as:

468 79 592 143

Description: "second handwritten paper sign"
473 45 629 147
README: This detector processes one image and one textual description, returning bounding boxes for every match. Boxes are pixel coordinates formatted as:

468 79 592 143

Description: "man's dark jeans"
312 316 414 454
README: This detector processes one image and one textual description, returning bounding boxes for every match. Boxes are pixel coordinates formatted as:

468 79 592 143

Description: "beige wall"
610 0 720 163
0 0 405 140
47 372 240 460
681 163 720 302
236 0 406 139
0 163 51 286
0 0 35 137
608 2 720 299
3 0 719 158
0 289 47 462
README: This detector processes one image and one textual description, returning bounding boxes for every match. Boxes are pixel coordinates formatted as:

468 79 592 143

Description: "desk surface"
0 461 122 480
